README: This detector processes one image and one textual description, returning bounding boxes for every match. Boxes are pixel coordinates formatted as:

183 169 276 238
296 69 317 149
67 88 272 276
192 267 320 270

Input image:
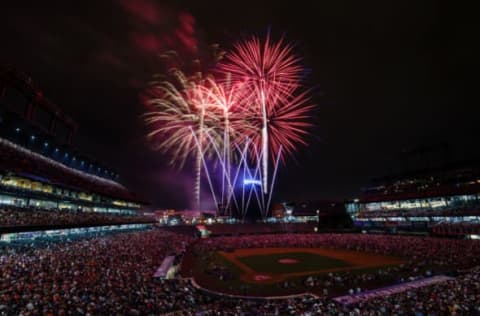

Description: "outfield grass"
238 252 351 274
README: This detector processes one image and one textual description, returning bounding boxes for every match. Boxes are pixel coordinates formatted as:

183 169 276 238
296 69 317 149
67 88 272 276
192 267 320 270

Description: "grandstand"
346 162 480 236
0 66 152 233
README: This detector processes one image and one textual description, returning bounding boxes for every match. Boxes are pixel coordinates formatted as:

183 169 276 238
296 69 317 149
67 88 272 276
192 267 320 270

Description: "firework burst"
144 71 218 168
218 34 304 110
144 33 315 214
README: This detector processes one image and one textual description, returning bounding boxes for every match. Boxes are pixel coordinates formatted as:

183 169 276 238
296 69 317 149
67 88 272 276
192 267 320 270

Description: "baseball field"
181 247 405 297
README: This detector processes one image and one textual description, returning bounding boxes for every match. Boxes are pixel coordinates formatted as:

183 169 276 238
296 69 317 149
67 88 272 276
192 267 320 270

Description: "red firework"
242 89 314 162
218 34 313 162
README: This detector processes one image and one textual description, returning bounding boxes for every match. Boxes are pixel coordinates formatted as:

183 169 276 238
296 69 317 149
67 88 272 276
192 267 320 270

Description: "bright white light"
243 179 262 186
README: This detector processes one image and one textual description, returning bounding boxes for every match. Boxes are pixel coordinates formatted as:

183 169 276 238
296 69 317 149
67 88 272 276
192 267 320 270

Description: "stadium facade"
0 66 143 215
346 163 480 233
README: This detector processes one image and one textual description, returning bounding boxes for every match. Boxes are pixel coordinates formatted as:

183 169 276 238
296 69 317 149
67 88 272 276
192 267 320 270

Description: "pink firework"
218 33 313 163
243 89 314 162
218 34 303 109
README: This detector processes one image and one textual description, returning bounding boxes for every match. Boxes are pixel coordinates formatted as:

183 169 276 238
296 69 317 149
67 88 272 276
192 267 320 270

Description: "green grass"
237 252 351 274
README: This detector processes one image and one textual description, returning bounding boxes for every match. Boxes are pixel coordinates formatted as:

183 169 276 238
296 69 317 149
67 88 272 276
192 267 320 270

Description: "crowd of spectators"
433 222 480 236
0 206 154 228
0 230 198 315
0 230 479 315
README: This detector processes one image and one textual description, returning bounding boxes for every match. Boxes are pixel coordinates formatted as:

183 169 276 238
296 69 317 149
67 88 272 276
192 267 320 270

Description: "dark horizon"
1 1 478 209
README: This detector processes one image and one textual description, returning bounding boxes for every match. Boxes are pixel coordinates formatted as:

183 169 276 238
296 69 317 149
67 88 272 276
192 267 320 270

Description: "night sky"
1 1 479 209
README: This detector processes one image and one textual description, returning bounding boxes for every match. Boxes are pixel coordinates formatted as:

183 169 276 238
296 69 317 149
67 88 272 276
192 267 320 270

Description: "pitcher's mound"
253 274 272 281
278 258 299 264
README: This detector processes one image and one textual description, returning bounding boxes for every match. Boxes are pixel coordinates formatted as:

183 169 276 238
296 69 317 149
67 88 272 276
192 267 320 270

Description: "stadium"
1 2 479 315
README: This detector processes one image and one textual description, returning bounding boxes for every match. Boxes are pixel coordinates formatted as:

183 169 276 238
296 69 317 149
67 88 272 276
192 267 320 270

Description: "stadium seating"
1 230 479 315
0 205 154 230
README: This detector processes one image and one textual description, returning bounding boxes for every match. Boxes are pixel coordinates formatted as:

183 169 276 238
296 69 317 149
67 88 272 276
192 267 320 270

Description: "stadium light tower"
243 178 262 186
